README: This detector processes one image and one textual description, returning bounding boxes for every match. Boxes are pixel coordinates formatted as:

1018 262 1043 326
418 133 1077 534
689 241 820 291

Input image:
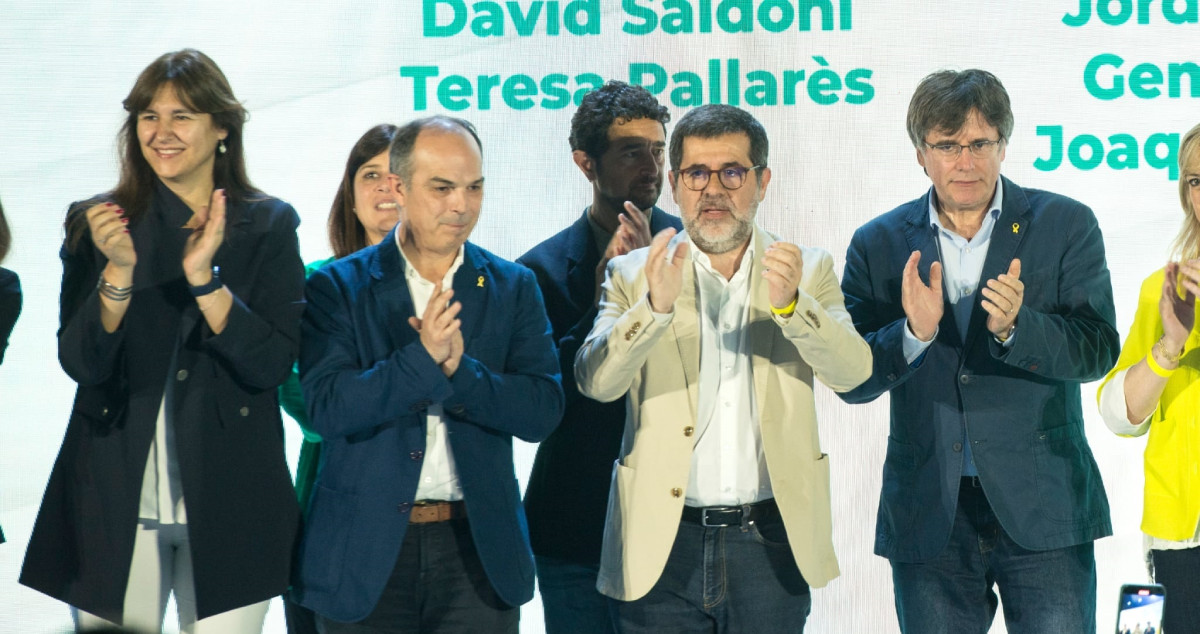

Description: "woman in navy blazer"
20 49 302 633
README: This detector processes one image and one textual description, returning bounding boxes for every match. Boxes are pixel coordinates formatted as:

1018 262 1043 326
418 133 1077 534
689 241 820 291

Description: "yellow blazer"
1098 268 1200 541
575 225 872 601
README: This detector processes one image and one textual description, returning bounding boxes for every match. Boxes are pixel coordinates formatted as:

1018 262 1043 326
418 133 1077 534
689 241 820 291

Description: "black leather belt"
681 498 779 528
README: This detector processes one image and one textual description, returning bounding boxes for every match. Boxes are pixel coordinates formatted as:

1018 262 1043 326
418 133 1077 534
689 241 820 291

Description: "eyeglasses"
923 139 1003 160
675 165 763 191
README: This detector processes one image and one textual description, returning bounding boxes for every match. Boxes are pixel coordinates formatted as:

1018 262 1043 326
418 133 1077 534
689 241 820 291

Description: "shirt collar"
394 224 465 283
927 181 1004 234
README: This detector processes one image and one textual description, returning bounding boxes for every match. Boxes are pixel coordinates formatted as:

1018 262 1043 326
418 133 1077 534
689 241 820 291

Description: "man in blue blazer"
293 116 564 632
839 70 1118 633
518 80 681 634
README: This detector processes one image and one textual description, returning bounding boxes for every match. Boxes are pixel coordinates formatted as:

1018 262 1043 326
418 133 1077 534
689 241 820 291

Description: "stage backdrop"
1 1 1196 632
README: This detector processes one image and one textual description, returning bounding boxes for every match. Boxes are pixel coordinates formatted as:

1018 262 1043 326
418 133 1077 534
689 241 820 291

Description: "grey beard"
687 216 753 255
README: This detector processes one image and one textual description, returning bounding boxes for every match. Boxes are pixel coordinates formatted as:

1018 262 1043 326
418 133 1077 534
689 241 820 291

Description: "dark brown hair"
329 124 400 258
570 80 670 160
67 49 260 249
0 197 10 263
907 69 1014 149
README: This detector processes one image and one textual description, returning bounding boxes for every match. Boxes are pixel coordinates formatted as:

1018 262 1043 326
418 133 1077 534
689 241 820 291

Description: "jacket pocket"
296 484 356 594
1031 426 1107 524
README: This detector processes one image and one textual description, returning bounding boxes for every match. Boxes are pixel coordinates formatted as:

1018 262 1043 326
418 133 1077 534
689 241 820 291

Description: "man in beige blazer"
575 104 872 632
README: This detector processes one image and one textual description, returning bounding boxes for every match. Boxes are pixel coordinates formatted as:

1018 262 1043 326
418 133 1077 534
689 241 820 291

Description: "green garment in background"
279 256 334 511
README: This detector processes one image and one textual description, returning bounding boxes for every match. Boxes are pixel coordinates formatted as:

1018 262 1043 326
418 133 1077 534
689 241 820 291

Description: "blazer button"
239 406 250 417
398 502 411 513
959 374 972 385
410 450 424 461
886 373 897 382
670 488 682 498
683 426 695 437
176 369 188 381
953 442 962 452
449 404 466 416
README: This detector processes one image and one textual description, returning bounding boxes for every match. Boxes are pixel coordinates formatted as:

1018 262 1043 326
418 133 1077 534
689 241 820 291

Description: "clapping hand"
183 189 226 286
901 251 943 341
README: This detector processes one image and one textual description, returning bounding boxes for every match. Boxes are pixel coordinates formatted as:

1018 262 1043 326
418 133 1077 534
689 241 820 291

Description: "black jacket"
21 184 304 622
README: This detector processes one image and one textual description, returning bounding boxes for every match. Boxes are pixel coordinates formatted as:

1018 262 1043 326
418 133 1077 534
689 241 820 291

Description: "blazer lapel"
904 189 968 344
963 177 1031 349
670 233 701 423
565 212 599 317
748 228 776 421
453 243 489 348
370 230 418 350
902 192 943 292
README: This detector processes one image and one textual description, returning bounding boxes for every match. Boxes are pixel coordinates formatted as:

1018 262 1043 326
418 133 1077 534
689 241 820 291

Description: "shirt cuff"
1098 368 1151 436
902 319 936 365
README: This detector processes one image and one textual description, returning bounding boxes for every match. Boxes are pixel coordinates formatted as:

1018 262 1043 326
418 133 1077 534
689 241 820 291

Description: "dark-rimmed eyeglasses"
675 165 763 191
923 139 1003 160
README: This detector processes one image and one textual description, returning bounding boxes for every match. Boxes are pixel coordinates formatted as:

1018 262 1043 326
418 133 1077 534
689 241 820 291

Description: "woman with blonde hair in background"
1098 123 1200 633
20 49 303 633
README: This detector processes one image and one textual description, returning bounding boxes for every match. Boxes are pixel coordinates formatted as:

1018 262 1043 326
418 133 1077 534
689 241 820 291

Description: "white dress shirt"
139 349 187 524
658 239 771 507
396 229 465 502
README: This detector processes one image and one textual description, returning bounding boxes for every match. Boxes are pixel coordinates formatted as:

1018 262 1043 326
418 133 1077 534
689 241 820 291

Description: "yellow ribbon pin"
1012 222 1019 234
477 276 485 287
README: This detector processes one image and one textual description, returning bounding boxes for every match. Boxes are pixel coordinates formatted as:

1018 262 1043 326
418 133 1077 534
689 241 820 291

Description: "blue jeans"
316 518 517 634
891 477 1096 634
535 556 615 634
610 511 810 633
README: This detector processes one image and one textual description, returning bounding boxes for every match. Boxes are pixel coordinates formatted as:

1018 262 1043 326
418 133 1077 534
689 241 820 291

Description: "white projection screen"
1 1 1196 632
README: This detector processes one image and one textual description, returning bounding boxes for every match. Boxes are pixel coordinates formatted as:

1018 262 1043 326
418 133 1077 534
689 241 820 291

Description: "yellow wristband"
770 296 799 316
1145 351 1175 378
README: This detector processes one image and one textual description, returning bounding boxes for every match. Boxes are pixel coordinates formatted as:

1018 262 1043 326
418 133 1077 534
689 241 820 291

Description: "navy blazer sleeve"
300 266 455 439
301 255 563 443
442 267 563 443
838 218 915 405
989 202 1119 381
839 194 1119 405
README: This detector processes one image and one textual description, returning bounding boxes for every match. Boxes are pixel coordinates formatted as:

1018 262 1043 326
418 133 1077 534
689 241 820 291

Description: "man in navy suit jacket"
293 116 564 632
518 80 681 634
839 70 1118 633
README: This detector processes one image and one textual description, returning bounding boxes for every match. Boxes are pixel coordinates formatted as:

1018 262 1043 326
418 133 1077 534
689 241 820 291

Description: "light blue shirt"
901 184 1013 476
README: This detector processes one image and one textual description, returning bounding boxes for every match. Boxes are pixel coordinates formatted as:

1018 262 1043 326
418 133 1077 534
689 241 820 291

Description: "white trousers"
73 520 269 634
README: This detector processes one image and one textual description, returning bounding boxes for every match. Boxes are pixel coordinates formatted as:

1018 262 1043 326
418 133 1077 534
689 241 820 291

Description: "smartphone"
1114 583 1165 634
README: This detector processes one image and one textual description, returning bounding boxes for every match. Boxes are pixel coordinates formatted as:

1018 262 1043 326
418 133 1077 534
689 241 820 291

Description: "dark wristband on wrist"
189 266 222 297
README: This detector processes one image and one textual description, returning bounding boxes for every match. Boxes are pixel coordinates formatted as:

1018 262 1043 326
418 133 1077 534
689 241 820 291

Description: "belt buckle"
700 505 746 528
740 503 754 530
